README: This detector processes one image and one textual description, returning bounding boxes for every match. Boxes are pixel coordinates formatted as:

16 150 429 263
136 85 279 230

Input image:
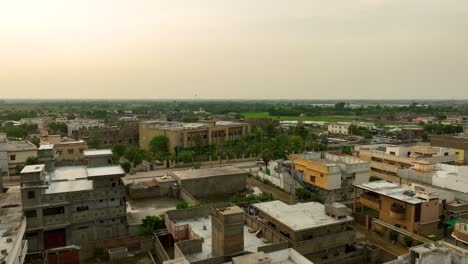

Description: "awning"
444 216 461 226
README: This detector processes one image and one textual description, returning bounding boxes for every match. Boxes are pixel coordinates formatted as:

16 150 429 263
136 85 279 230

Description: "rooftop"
50 166 87 181
87 165 125 178
172 166 246 180
6 140 37 152
177 215 270 262
355 180 424 204
45 180 93 194
230 249 313 264
83 149 112 157
20 164 45 174
126 197 178 225
38 144 54 150
253 200 353 231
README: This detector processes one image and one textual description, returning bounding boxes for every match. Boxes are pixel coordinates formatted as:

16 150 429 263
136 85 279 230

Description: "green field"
241 112 357 122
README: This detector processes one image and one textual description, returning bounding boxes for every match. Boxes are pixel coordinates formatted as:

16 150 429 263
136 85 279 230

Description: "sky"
1 0 467 100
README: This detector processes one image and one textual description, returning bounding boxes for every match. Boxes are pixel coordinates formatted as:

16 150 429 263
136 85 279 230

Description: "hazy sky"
1 0 467 99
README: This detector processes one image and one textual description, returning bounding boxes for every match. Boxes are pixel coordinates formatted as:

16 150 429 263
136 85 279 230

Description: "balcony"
389 204 406 220
360 193 381 210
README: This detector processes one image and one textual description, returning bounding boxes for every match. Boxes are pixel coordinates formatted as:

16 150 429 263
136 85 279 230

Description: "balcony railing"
360 193 381 210
389 204 406 220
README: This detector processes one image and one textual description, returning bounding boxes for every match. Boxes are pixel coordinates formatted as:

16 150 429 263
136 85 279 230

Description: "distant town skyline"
1 0 468 99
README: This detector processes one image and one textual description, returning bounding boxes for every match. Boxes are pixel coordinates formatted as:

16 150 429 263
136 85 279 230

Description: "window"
10 154 16 161
79 149 84 154
310 176 316 183
25 210 37 218
68 149 74 154
77 206 88 212
27 191 35 199
112 182 116 187
43 207 65 216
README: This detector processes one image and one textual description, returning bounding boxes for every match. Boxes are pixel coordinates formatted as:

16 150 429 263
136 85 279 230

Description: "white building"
66 119 105 137
327 123 351 135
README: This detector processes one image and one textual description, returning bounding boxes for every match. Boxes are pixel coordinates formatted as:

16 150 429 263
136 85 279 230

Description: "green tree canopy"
149 135 170 159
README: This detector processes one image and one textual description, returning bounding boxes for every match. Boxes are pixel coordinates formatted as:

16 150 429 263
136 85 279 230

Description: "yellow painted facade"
294 158 331 190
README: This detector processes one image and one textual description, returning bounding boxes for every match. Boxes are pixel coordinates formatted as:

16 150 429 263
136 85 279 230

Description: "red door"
47 250 80 264
44 229 66 249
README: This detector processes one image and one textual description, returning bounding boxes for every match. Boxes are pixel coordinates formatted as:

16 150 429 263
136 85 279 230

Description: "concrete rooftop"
83 149 112 157
177 216 270 262
51 166 88 181
355 180 424 205
45 180 93 194
253 200 353 231
87 165 125 178
21 164 45 174
126 197 179 225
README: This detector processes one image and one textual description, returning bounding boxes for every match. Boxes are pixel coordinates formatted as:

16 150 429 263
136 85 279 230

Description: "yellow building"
354 180 441 237
291 152 369 203
139 120 249 153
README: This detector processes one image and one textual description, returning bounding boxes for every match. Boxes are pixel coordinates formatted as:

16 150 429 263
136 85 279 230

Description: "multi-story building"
290 152 369 203
70 123 138 146
19 117 54 131
40 131 88 162
386 241 468 264
20 150 127 253
354 180 441 237
0 139 37 176
327 123 350 135
453 218 468 245
139 120 249 153
0 187 28 264
355 144 460 184
66 119 105 137
252 200 366 263
430 135 468 164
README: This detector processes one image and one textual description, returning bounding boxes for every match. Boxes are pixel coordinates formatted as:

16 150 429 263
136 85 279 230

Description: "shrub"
141 215 164 236
295 188 312 201
403 235 413 247
389 230 398 242
176 201 189 209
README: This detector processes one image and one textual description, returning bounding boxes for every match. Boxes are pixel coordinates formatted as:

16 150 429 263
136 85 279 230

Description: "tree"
149 135 170 158
88 138 103 149
403 235 413 247
178 150 193 163
48 122 68 134
25 156 40 165
340 146 353 155
121 161 131 173
334 102 346 110
112 144 127 157
295 188 312 201
140 215 164 236
176 201 189 209
125 147 146 166
30 137 40 147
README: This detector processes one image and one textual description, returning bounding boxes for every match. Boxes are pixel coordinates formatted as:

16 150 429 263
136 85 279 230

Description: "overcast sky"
1 0 467 99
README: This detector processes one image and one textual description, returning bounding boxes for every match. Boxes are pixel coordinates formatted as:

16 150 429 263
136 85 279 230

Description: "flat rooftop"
172 166 246 180
230 249 313 264
51 166 87 181
6 140 37 151
355 180 423 204
38 144 54 150
45 180 93 194
83 149 112 157
253 200 353 231
126 197 178 225
21 164 45 174
87 166 125 178
177 216 270 262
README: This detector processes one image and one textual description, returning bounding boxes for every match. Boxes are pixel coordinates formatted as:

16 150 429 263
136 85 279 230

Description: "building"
327 123 350 135
19 117 53 131
0 133 7 189
290 152 369 203
171 166 248 199
70 123 139 146
40 131 88 162
20 150 128 254
0 140 37 176
252 201 365 263
0 187 28 264
386 241 468 264
66 119 105 137
162 203 289 264
139 120 249 153
430 135 468 164
354 180 441 237
355 144 460 184
453 218 468 245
